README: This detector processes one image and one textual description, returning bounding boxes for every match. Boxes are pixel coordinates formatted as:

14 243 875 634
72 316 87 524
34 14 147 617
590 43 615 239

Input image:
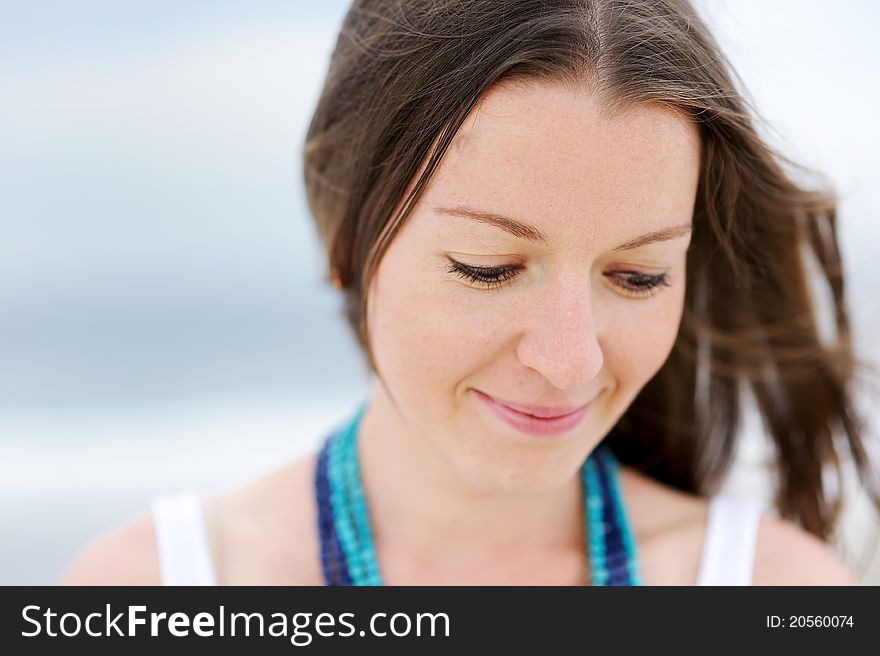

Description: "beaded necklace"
314 401 641 586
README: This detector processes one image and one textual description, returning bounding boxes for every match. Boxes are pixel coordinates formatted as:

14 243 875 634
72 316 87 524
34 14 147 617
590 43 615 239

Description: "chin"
456 445 585 497
444 394 602 494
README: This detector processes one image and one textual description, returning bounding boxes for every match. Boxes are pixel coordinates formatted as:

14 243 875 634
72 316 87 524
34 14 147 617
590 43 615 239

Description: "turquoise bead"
326 428 360 580
598 449 642 585
322 402 641 586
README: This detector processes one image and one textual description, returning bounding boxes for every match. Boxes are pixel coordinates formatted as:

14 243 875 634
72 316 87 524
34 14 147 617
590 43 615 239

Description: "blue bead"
316 404 642 586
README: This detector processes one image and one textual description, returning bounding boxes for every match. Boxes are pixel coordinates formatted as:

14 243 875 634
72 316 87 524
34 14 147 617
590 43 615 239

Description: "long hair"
302 0 879 541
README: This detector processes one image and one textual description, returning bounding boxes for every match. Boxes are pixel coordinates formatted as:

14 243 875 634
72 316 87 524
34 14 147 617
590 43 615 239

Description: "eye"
446 257 671 299
603 270 671 298
446 259 522 291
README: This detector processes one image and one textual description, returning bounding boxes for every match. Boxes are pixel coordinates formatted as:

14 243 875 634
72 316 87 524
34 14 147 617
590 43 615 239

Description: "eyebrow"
433 205 692 251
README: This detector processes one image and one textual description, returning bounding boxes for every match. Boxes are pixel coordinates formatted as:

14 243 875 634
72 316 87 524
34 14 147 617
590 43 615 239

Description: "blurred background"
1 0 878 584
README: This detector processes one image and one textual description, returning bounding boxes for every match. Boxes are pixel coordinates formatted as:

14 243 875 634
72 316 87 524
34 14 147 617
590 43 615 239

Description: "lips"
474 390 588 418
474 389 591 437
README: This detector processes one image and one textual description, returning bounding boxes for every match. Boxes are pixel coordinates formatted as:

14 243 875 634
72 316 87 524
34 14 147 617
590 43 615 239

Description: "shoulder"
58 512 161 585
752 515 856 585
206 451 322 585
617 465 856 585
616 465 711 585
59 451 322 586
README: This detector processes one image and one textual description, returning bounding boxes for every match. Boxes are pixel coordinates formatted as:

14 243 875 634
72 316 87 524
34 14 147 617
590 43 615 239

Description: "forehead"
419 80 701 244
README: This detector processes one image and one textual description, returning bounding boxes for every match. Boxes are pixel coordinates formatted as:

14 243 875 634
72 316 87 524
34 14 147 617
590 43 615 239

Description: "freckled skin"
356 79 701 564
58 78 855 586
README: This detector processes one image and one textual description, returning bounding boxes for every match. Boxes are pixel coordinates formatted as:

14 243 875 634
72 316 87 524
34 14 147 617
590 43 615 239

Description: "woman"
61 0 878 585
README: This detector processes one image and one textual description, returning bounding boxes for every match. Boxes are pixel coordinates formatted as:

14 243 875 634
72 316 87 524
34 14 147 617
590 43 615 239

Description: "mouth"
473 389 591 437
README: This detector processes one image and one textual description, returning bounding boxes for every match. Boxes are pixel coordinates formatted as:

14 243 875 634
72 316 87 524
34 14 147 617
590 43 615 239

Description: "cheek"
602 285 685 398
367 252 507 403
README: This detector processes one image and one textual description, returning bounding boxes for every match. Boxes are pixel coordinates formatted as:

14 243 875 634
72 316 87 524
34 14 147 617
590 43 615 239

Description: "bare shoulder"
205 450 322 585
616 465 711 585
752 515 856 585
59 451 322 586
58 512 161 585
617 465 856 585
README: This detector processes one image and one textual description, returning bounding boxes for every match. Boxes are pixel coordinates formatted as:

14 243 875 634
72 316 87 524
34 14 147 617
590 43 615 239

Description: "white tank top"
150 491 763 585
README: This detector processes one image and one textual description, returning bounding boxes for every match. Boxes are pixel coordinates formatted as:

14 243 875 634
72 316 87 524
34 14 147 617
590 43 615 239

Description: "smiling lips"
474 389 591 437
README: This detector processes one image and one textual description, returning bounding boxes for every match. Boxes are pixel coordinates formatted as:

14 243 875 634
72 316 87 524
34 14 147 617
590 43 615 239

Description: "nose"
515 275 605 391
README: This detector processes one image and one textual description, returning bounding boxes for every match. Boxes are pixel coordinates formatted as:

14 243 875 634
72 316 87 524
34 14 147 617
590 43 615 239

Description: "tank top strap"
150 489 218 586
695 495 764 586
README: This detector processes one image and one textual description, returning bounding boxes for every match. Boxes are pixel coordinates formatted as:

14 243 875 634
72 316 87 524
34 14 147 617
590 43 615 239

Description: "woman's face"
366 80 700 495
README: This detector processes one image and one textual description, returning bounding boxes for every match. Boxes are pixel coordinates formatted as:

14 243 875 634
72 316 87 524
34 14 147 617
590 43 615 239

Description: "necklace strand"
315 401 641 586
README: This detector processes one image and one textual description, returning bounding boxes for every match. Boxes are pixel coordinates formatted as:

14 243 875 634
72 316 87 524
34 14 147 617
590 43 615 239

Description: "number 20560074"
766 616 853 629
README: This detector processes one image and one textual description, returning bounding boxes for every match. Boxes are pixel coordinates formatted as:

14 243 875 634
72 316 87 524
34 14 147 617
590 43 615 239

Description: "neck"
355 380 585 570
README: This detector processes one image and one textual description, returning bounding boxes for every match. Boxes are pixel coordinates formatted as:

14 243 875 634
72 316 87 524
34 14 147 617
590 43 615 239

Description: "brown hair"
303 0 879 543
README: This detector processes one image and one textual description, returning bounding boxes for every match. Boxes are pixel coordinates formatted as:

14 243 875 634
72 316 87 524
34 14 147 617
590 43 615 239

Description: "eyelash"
445 259 671 298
